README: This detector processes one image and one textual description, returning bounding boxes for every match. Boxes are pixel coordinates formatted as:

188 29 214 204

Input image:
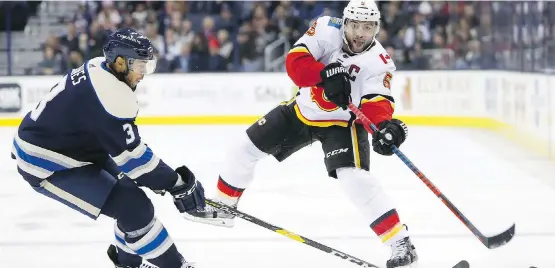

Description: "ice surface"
1 125 554 268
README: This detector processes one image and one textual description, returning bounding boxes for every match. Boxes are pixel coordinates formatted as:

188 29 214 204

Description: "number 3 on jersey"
123 123 136 145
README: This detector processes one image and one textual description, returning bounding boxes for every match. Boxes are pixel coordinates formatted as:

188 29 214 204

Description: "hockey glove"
168 166 206 214
372 119 408 156
319 62 352 110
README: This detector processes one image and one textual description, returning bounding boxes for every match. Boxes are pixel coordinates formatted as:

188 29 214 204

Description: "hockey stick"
347 103 515 249
205 198 381 268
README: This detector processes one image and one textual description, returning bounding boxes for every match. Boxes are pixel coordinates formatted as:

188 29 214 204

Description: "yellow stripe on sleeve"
289 47 309 54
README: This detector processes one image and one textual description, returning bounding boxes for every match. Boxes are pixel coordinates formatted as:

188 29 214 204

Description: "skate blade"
181 213 235 228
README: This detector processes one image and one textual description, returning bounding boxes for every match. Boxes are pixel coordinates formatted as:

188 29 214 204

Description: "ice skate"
107 244 156 268
108 245 195 268
386 236 418 268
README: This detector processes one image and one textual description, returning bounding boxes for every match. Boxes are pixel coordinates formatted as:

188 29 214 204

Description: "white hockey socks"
336 167 409 246
216 133 267 205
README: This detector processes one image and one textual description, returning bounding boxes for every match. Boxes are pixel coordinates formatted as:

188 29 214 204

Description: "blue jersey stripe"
118 146 154 173
13 140 67 172
135 227 169 255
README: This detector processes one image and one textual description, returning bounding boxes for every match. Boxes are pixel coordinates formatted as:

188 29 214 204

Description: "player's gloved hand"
319 62 351 110
372 119 408 156
168 166 206 214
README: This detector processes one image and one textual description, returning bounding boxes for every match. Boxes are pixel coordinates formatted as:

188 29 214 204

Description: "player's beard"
347 37 373 53
351 38 367 53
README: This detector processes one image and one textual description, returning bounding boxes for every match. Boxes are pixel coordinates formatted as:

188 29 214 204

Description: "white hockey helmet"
342 0 381 54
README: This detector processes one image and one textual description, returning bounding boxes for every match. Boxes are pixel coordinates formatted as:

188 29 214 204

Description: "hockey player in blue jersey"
11 28 204 268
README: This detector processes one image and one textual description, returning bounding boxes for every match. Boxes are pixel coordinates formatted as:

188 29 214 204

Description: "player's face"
344 20 378 53
126 71 144 88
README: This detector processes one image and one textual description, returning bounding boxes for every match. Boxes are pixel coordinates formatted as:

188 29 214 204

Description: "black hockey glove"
372 119 408 156
168 166 206 214
319 62 352 110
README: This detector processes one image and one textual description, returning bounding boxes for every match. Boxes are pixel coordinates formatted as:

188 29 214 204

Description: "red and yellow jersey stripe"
294 104 349 127
285 45 325 88
358 94 395 126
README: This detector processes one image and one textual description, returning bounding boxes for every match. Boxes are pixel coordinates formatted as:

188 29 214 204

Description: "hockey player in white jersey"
12 28 202 268
186 1 418 267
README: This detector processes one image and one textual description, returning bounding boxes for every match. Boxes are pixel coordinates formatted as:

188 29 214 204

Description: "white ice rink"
1 125 555 268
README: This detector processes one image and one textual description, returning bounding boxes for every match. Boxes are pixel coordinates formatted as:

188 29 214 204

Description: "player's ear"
114 56 127 73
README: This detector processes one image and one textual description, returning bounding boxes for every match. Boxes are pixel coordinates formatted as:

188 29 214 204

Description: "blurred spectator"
132 3 149 28
377 29 391 48
217 29 234 69
431 32 446 49
59 23 80 56
382 2 406 37
202 16 217 41
465 40 482 69
67 51 85 70
454 49 469 69
37 46 63 75
179 20 195 45
191 32 209 57
237 25 262 72
297 1 327 24
169 11 183 33
72 4 93 33
154 49 171 73
206 41 227 72
145 23 165 56
164 28 184 60
97 1 122 32
120 14 137 30
44 35 63 58
171 43 193 73
406 43 430 70
87 21 108 58
404 12 431 48
217 4 239 33
272 3 302 46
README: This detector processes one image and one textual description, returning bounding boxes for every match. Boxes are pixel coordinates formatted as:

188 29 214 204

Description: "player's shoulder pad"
311 16 343 33
86 57 139 120
304 16 343 47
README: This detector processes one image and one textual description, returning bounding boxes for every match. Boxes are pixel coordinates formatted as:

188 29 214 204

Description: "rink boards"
0 71 553 159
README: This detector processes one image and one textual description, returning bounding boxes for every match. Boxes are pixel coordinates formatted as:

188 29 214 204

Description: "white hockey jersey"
289 16 396 127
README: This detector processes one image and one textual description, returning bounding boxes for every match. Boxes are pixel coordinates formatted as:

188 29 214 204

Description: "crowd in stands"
35 1 554 75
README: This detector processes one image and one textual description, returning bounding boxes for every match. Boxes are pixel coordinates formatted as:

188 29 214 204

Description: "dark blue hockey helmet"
103 28 156 74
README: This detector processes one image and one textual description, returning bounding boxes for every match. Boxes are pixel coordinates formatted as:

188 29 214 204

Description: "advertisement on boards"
0 76 57 117
0 83 22 113
398 71 486 117
136 73 294 116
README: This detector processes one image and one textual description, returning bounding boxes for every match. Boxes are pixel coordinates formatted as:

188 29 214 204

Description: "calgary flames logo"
310 86 339 112
306 20 317 36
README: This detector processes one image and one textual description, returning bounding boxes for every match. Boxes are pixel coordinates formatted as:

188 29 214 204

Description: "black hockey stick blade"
452 260 470 268
482 223 515 249
205 199 381 268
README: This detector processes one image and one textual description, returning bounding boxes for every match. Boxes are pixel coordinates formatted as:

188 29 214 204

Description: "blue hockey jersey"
12 57 178 190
